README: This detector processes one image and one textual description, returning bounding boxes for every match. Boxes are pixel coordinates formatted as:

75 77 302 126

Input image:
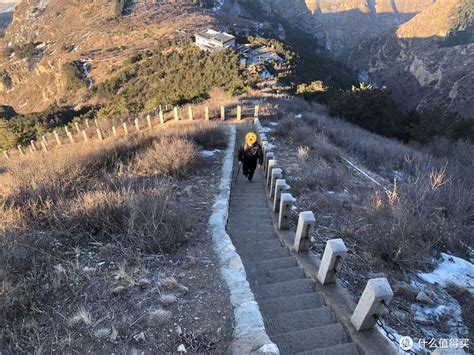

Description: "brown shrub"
131 137 198 177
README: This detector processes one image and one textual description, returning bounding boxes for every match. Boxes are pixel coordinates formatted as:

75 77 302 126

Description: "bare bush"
131 137 199 177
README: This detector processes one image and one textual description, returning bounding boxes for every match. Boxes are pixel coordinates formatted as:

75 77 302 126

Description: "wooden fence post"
82 130 89 142
146 114 152 129
41 141 48 152
66 131 75 144
30 140 38 152
54 131 62 146
220 105 225 121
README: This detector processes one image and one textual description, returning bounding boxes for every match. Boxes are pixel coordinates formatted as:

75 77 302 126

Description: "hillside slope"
348 0 474 117
0 0 214 113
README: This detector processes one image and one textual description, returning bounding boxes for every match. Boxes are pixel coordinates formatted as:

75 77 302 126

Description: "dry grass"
0 122 228 352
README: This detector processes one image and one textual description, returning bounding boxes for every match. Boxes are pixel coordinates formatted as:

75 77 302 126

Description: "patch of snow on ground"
269 122 279 126
260 127 273 133
418 253 474 293
200 149 222 158
212 0 224 12
409 279 469 339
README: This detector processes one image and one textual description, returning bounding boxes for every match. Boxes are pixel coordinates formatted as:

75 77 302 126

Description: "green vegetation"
327 84 408 140
0 105 16 120
451 0 474 31
94 43 246 114
63 61 87 91
324 84 473 144
442 0 474 46
0 105 97 150
115 0 126 18
409 106 473 144
2 42 42 61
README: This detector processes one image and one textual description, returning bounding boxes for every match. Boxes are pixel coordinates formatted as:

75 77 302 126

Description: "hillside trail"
225 126 360 354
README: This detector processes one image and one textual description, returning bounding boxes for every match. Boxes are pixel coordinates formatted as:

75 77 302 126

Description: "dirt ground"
0 152 234 354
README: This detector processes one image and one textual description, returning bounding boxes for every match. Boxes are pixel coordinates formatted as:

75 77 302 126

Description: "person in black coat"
238 132 263 183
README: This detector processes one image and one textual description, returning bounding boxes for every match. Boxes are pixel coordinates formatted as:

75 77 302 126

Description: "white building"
195 29 236 51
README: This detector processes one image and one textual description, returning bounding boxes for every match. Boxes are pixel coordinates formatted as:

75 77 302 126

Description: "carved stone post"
188 106 193 121
205 106 209 121
270 168 283 198
351 278 393 331
273 179 290 213
294 211 316 253
237 105 242 120
317 239 348 285
279 193 295 230
266 159 278 186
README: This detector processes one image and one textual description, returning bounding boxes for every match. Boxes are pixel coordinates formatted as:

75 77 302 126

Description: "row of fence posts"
3 104 252 161
254 116 395 334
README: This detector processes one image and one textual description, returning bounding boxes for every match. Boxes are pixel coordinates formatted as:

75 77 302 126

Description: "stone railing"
254 116 397 355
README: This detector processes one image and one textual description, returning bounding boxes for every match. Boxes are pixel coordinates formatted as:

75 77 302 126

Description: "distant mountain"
234 0 473 119
348 0 473 118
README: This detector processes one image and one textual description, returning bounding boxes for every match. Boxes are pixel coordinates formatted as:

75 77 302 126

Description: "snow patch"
260 126 273 133
418 253 474 293
199 149 221 158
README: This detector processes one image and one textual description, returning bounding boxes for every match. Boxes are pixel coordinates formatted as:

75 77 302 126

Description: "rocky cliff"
236 0 473 119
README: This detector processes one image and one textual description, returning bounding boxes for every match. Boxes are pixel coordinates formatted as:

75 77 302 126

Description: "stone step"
239 247 289 263
250 267 305 286
258 293 326 314
254 279 314 300
246 256 298 273
234 239 282 252
265 307 336 336
272 324 349 354
296 343 361 355
228 232 276 244
227 216 273 224
226 225 275 236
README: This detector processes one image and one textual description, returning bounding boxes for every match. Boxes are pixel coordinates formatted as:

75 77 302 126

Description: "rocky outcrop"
348 33 474 118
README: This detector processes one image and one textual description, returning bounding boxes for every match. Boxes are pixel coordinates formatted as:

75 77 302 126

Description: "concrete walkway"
226 128 360 355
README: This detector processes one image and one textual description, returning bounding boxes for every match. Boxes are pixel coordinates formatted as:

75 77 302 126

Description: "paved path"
226 128 360 354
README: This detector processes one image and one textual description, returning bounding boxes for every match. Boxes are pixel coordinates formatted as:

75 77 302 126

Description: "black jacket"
238 142 263 165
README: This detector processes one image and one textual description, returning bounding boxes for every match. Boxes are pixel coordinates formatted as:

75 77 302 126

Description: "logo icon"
399 336 414 351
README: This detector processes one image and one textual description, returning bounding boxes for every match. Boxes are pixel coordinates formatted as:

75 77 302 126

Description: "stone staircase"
226 129 360 355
